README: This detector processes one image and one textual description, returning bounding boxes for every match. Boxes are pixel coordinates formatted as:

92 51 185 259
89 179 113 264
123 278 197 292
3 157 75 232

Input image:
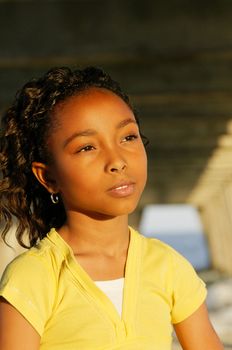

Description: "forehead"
58 87 127 110
52 87 134 126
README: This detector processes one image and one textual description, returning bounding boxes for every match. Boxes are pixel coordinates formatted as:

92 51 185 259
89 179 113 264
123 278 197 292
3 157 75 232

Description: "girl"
0 66 223 349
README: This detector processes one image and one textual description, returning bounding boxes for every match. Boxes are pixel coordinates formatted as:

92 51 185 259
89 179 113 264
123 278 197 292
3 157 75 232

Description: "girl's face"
38 88 147 219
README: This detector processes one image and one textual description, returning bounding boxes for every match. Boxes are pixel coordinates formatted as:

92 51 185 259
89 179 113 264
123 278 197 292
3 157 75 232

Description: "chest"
40 267 173 350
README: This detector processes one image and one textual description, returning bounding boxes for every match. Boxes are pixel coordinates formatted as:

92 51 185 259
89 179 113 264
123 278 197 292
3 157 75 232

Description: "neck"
58 212 130 256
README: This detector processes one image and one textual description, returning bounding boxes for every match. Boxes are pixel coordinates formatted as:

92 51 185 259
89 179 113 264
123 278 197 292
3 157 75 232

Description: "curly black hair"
0 66 148 248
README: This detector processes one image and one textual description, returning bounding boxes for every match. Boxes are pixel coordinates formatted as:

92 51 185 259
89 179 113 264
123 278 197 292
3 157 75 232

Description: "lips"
107 181 135 197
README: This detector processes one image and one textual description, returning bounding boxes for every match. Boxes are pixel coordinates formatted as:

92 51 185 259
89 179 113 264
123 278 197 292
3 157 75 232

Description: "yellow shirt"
0 227 206 349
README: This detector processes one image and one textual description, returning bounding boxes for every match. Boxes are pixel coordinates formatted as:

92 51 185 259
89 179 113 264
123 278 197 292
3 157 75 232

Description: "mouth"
107 182 136 197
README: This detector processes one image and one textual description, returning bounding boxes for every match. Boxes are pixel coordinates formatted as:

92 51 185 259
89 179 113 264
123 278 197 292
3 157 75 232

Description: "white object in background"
139 204 210 270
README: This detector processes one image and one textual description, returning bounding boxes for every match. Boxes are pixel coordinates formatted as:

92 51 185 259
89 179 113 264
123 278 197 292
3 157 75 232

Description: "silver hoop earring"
50 193 59 204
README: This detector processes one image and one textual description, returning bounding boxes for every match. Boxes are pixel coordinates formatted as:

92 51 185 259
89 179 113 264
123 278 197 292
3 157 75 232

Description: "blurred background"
0 0 232 348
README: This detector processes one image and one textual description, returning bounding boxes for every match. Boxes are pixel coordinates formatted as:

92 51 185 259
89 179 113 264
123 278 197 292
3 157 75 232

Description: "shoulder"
0 228 66 290
133 227 206 288
143 235 202 279
135 227 187 268
0 229 66 335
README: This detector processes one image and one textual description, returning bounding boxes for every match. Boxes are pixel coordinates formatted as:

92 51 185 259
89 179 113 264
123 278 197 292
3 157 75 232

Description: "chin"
103 201 139 217
73 196 142 219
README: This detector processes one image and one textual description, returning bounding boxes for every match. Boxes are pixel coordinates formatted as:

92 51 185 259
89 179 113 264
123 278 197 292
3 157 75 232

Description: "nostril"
110 163 127 173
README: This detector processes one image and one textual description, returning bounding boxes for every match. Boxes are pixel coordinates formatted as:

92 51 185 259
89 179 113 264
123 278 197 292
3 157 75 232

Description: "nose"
105 148 127 174
109 162 127 173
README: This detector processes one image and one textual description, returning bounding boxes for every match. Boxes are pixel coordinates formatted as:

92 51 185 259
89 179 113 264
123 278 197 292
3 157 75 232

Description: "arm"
0 297 40 350
174 302 224 350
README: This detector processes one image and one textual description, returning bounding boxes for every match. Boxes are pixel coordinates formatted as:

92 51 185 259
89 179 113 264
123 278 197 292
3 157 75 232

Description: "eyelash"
78 145 95 153
77 134 139 153
123 134 139 142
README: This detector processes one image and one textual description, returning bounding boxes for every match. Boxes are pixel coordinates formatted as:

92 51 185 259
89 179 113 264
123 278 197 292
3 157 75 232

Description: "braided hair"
0 66 148 248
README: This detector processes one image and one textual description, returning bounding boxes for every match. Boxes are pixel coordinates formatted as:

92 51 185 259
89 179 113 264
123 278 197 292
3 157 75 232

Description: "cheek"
133 148 147 187
140 160 148 188
51 160 81 189
138 147 148 174
55 163 97 197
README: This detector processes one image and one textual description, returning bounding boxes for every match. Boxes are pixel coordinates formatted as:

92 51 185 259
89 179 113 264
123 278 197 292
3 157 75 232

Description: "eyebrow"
116 118 137 129
63 118 137 148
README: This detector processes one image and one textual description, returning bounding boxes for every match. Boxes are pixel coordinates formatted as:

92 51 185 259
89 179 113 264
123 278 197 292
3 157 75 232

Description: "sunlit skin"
0 88 224 350
47 88 147 222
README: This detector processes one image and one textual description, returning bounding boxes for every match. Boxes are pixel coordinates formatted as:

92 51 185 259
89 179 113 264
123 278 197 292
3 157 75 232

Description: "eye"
123 134 139 142
78 145 95 153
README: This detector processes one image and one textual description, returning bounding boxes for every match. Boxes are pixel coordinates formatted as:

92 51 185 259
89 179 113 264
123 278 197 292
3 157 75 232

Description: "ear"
32 162 58 194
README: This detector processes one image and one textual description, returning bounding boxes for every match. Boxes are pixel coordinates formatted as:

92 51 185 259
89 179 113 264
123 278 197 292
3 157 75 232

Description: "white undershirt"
94 278 124 316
